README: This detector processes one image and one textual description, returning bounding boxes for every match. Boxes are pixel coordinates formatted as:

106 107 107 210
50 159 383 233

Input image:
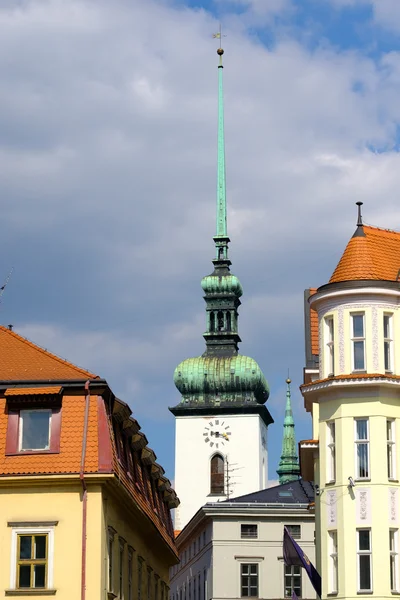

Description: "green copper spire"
277 378 301 484
170 41 271 421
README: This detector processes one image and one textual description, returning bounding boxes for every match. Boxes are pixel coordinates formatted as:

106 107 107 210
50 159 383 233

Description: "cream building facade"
170 480 316 600
301 204 400 599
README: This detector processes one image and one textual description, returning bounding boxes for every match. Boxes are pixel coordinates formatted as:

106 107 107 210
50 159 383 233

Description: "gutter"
80 381 91 600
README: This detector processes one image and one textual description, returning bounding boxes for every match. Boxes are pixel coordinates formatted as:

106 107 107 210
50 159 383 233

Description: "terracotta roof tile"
330 225 400 283
5 386 62 396
0 395 98 475
0 326 98 381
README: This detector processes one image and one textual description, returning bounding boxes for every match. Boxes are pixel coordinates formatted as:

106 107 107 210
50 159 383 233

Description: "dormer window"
19 410 51 452
351 313 365 371
6 405 61 456
384 314 393 372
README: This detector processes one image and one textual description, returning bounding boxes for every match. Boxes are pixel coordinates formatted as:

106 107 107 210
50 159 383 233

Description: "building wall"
315 291 400 379
170 522 213 600
171 513 315 600
104 486 172 600
0 482 103 598
174 414 268 530
316 387 400 599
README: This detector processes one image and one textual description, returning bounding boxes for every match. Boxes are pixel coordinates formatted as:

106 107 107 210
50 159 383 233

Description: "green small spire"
277 378 301 484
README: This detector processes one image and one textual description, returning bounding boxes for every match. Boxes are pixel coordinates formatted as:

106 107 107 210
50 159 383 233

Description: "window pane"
34 564 46 588
241 525 257 539
35 536 46 559
19 536 32 559
356 420 368 440
18 565 31 588
21 411 50 450
359 555 371 590
354 341 365 370
353 315 364 338
385 341 391 370
384 316 390 338
357 444 369 478
359 530 370 551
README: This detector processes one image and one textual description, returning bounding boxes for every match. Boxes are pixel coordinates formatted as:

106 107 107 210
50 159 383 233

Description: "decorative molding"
356 488 371 525
326 490 337 526
7 521 58 528
389 488 398 523
372 307 379 372
319 319 323 379
338 307 345 374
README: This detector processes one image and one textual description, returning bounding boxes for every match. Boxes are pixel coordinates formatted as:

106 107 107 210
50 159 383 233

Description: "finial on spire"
213 24 226 67
356 201 363 226
353 201 366 238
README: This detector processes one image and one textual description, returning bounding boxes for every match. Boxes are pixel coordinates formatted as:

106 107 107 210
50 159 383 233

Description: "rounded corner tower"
170 43 273 531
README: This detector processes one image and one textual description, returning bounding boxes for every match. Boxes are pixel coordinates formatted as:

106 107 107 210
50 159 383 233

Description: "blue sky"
1 0 400 489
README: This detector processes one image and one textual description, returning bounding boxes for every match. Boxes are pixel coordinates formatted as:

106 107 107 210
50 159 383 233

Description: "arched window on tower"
217 311 224 331
210 312 215 332
210 454 225 494
226 312 231 331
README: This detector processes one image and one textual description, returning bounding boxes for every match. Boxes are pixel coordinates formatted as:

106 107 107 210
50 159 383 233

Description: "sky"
2 0 400 486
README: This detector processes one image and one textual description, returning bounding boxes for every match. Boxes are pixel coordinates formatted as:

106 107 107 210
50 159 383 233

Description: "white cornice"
302 376 400 394
310 287 400 309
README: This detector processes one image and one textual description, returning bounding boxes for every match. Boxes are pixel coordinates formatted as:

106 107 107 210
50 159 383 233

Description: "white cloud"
2 0 400 477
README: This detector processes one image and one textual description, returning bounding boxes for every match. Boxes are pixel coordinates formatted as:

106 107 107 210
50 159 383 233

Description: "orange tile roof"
5 386 62 396
0 394 99 475
309 288 318 355
0 326 98 381
330 225 400 283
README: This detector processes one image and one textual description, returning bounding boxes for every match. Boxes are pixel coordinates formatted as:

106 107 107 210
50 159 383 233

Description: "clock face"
203 419 231 448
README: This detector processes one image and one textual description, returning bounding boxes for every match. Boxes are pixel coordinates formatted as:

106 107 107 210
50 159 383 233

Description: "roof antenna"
0 268 14 306
353 202 366 238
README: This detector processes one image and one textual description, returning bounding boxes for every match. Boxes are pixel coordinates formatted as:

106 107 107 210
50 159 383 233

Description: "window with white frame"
284 565 301 598
327 421 336 483
387 419 396 480
329 531 338 594
326 316 335 376
357 529 372 592
241 563 258 597
10 526 55 591
384 314 394 372
108 527 115 593
355 419 370 479
351 313 366 371
19 409 52 452
390 529 399 592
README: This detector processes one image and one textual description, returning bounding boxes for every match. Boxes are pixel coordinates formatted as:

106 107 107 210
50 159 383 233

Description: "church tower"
276 378 301 484
170 43 273 531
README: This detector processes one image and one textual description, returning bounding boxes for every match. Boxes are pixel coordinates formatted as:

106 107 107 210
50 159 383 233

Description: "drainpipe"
80 380 90 600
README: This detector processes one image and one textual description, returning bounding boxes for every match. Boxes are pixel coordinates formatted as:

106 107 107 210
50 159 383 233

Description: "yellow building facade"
0 325 178 599
301 208 400 600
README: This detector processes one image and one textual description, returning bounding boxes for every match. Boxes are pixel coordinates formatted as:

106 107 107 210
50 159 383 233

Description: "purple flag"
283 526 321 598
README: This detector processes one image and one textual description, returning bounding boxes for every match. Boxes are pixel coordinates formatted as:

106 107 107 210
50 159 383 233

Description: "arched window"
210 454 224 494
210 312 215 332
226 312 231 331
217 311 224 331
